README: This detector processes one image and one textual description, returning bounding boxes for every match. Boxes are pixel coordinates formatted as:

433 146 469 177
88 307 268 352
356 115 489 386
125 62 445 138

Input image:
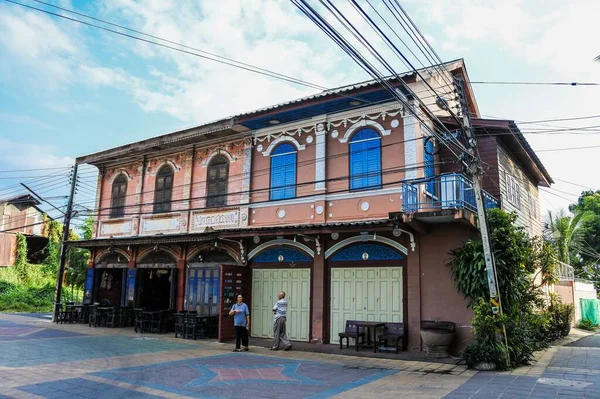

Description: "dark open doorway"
94 268 124 306
137 268 173 310
136 250 178 310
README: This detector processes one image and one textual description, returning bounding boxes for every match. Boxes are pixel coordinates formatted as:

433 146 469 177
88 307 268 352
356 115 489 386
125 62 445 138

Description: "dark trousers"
235 326 248 349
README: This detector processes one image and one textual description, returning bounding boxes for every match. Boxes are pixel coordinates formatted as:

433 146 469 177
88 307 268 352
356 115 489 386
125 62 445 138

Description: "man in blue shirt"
271 291 292 351
229 294 250 352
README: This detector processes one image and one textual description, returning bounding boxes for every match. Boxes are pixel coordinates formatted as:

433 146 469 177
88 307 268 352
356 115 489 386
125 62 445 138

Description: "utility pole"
52 163 78 322
455 76 510 367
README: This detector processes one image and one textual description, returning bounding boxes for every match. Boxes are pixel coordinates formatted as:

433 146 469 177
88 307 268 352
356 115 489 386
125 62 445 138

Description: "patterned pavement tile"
93 353 398 398
0 335 193 367
17 378 164 399
0 319 86 342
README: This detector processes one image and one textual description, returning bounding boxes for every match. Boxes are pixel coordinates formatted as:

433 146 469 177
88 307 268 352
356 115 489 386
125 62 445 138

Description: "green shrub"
463 341 507 369
577 319 597 331
548 294 574 340
0 283 54 312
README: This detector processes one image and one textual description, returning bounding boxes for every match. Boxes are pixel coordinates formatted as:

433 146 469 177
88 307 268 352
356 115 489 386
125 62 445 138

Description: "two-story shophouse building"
70 60 552 351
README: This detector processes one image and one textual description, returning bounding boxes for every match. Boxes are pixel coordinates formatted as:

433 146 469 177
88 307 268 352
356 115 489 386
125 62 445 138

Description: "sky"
0 0 599 225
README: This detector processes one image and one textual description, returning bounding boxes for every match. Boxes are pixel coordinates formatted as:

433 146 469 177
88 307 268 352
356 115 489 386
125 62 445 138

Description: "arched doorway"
326 240 406 344
185 249 237 315
136 250 177 310
248 242 313 342
93 252 129 306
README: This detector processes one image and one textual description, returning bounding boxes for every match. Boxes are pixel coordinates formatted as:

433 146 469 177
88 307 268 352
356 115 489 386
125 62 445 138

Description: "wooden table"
354 321 385 353
65 305 85 323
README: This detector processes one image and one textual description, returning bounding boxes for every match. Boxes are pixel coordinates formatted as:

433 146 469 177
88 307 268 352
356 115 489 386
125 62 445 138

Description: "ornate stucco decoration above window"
337 119 391 144
261 136 306 157
196 140 245 165
146 152 188 176
253 107 405 146
106 167 135 184
200 148 238 168
254 124 317 145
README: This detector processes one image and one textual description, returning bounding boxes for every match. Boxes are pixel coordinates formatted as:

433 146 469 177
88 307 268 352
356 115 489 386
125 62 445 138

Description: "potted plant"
420 320 456 358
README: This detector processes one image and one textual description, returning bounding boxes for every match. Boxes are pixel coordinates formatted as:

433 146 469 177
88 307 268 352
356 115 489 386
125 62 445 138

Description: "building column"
94 168 105 238
407 233 422 351
134 158 146 235
311 244 325 343
315 123 327 192
403 101 423 180
177 259 185 311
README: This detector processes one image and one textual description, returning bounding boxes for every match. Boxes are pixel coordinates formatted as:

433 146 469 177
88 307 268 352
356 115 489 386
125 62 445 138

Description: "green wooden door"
330 267 403 344
251 268 311 341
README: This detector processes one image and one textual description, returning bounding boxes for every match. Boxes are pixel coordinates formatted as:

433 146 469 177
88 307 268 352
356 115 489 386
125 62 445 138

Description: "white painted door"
251 268 311 342
330 267 403 344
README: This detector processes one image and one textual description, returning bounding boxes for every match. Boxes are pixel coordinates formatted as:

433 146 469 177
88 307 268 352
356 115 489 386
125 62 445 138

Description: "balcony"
401 173 499 218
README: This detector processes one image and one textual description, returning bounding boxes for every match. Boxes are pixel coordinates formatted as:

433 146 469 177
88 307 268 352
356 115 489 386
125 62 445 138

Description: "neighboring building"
69 59 552 351
0 194 48 266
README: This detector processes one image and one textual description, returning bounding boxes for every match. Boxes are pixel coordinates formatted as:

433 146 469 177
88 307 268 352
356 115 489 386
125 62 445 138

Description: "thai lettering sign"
191 209 239 231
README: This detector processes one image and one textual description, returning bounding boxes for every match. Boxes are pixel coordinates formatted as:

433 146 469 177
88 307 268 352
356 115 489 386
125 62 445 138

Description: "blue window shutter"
365 140 381 188
350 141 366 189
270 145 297 200
350 130 381 190
84 268 95 304
126 269 136 303
270 155 284 200
424 138 435 194
283 153 297 199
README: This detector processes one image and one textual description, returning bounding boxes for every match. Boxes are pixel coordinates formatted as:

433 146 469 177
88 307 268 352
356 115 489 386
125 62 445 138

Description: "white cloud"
0 113 53 130
0 137 74 169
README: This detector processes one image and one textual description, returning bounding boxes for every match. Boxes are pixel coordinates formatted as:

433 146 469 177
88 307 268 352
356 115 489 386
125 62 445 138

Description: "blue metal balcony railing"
401 173 499 214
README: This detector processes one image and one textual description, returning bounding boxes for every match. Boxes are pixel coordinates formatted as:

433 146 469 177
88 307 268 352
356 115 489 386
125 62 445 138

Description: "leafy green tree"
13 233 28 281
569 190 600 286
447 209 559 367
543 210 591 265
65 216 93 288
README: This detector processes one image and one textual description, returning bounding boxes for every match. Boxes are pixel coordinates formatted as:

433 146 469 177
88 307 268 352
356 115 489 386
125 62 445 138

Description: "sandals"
232 349 241 352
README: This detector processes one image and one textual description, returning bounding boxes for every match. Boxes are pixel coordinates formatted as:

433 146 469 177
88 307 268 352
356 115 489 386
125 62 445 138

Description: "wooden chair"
184 315 206 340
174 313 186 338
158 310 171 333
88 305 105 327
338 320 365 350
376 323 405 353
106 307 125 328
133 308 145 333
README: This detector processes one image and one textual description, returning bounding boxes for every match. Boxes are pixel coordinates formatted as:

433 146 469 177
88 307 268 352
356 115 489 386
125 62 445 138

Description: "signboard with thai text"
191 209 239 231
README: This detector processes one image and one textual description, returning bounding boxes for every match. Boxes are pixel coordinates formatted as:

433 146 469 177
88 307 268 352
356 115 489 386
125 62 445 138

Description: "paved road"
0 314 472 398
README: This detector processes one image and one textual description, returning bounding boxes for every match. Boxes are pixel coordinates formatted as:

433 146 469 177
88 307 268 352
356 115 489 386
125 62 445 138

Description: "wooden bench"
338 320 366 350
376 322 405 353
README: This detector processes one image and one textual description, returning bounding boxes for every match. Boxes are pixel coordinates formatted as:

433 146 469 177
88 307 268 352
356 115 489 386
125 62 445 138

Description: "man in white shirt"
271 291 292 351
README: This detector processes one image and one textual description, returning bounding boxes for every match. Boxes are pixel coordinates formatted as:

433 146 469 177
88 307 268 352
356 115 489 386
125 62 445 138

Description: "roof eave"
76 117 241 167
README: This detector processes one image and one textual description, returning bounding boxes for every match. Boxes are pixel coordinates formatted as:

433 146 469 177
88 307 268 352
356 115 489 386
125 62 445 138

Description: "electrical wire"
80 159 449 215
75 161 450 220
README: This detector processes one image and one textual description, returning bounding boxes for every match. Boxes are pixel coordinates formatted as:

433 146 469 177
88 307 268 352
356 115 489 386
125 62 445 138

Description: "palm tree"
544 210 592 264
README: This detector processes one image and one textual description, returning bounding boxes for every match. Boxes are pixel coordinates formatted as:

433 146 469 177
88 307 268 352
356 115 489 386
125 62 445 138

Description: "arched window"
206 155 229 207
110 174 127 218
153 165 174 213
349 128 381 190
270 143 297 200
